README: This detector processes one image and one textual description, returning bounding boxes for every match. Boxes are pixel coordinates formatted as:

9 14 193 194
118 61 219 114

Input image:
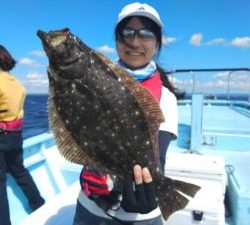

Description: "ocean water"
23 94 49 139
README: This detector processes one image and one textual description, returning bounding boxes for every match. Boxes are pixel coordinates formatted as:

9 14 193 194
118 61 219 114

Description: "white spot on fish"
134 111 140 116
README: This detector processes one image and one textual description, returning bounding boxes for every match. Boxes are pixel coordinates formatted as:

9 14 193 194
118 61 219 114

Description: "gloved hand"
80 166 115 196
80 166 123 210
121 165 158 214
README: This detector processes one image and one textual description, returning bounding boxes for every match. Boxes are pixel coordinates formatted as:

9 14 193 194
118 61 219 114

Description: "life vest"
140 70 162 102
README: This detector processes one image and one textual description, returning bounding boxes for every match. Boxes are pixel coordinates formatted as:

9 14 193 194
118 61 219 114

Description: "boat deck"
179 101 250 134
7 99 250 225
169 100 250 225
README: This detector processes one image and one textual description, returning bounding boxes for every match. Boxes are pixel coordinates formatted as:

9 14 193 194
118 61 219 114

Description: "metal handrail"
166 68 250 101
166 68 250 74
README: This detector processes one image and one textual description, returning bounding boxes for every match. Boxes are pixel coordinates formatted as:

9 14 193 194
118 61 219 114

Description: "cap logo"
137 7 145 11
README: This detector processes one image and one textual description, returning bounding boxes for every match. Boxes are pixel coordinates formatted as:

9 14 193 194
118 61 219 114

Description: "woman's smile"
126 50 144 56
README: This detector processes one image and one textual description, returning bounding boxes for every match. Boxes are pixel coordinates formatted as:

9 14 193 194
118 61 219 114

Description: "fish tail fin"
173 179 200 197
154 173 200 220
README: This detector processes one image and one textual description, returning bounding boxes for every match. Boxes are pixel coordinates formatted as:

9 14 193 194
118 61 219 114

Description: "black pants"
0 131 45 225
158 131 173 174
72 200 163 225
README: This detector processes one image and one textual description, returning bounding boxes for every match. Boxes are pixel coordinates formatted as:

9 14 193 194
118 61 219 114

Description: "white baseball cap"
117 2 164 28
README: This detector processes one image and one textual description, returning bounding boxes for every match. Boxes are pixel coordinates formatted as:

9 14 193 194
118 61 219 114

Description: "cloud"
26 71 43 79
213 72 229 78
30 50 46 57
162 36 177 45
96 45 116 54
23 71 48 93
213 71 249 80
189 33 203 46
206 38 226 46
172 70 250 93
18 57 41 67
189 33 250 49
190 34 227 47
231 37 250 48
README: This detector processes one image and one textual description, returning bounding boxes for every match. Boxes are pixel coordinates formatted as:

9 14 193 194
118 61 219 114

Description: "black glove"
121 166 158 214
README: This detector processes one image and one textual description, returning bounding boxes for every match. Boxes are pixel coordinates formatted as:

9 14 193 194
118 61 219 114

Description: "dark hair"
0 45 16 71
156 65 185 100
115 16 184 99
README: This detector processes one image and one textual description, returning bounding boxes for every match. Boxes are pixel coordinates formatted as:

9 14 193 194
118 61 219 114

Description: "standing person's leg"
6 132 45 211
158 131 173 174
0 151 12 225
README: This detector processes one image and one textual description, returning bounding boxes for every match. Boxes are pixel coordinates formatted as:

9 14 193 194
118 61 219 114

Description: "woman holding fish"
73 2 181 225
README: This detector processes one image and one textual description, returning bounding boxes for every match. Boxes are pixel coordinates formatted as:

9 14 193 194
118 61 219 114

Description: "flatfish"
37 28 200 219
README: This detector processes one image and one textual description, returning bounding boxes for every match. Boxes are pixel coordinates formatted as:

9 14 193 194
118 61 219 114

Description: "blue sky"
1 0 250 94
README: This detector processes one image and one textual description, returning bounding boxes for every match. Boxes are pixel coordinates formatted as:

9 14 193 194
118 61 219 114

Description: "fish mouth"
37 29 54 54
37 28 69 49
37 28 82 69
37 30 50 48
37 29 46 40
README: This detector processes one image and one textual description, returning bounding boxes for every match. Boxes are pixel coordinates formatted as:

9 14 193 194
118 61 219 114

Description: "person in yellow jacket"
0 45 45 225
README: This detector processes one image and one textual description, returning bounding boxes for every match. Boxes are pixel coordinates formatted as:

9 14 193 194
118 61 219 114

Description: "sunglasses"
120 28 155 40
